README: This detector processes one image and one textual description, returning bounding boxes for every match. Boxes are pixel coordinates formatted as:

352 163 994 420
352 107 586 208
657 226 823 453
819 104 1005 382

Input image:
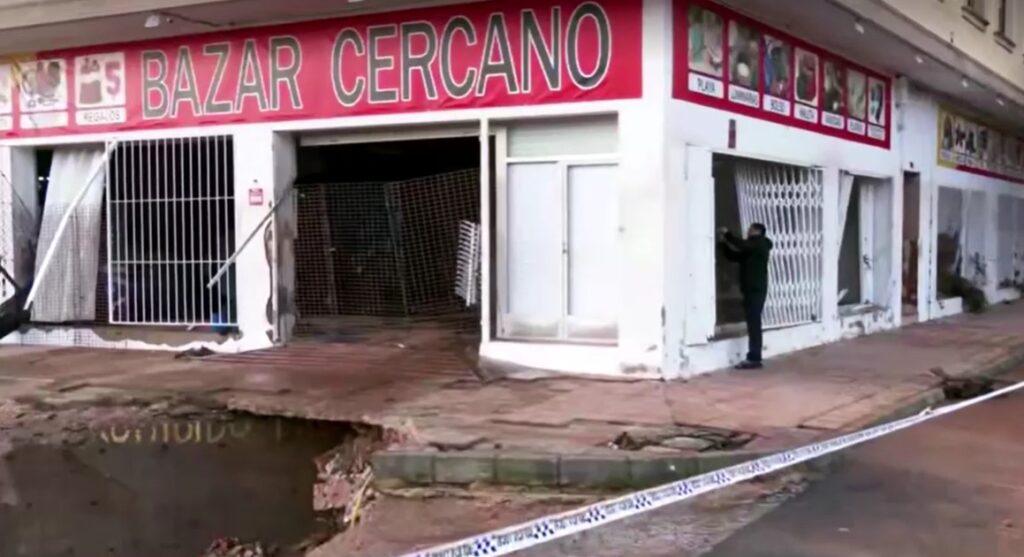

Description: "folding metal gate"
735 160 824 329
105 136 236 326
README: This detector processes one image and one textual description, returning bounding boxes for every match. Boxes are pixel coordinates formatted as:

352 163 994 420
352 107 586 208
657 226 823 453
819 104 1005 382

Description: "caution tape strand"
401 379 1024 557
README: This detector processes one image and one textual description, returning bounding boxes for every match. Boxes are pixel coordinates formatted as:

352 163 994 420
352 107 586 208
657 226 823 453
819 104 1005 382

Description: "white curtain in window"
31 147 106 323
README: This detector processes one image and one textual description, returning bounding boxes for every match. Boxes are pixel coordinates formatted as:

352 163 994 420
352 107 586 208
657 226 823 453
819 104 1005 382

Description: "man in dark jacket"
719 223 773 369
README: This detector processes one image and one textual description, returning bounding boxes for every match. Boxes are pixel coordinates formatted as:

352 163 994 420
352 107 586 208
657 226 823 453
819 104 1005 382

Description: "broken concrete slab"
661 436 716 452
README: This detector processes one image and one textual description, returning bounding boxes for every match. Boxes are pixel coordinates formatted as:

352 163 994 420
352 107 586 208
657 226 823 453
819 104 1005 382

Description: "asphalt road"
705 377 1024 557
515 371 1024 557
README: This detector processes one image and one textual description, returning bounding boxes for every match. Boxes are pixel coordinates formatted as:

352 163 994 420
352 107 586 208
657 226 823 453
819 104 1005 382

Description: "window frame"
963 0 992 31
995 0 1017 50
495 124 620 344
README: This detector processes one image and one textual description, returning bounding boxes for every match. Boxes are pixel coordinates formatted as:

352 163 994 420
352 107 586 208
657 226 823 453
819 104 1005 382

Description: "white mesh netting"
735 160 824 329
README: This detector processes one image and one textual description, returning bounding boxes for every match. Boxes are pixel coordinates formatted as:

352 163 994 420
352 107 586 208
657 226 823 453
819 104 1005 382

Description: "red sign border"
672 0 892 150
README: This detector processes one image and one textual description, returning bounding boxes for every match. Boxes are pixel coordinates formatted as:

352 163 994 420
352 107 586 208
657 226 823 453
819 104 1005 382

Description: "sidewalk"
2 303 1024 488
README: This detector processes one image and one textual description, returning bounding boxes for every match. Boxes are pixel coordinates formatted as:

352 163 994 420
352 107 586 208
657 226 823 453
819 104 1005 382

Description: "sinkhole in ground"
0 411 380 557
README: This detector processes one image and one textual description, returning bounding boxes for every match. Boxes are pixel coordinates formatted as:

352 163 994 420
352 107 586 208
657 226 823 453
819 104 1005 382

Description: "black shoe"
735 360 763 370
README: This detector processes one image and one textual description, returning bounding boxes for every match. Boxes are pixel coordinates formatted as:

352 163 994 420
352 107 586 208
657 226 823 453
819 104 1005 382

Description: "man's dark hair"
751 222 767 235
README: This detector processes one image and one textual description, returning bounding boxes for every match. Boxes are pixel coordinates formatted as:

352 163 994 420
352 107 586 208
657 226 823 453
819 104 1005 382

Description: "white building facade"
0 0 1022 379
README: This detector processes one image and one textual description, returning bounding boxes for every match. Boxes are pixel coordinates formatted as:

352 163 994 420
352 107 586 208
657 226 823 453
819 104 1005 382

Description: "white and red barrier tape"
400 379 1024 557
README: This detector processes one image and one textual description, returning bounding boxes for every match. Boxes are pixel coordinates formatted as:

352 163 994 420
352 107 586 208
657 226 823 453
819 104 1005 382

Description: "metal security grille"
736 160 824 329
294 168 479 323
106 136 236 326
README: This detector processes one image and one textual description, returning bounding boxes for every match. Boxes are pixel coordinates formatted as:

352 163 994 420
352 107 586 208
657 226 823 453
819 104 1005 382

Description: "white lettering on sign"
689 72 724 99
868 125 885 141
728 85 759 108
20 112 68 129
0 115 11 131
822 112 844 130
249 187 265 206
763 95 790 116
76 107 127 126
795 104 818 124
847 119 866 135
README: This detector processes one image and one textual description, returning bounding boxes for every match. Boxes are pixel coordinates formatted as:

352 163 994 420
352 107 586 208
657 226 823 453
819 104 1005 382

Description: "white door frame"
493 123 619 343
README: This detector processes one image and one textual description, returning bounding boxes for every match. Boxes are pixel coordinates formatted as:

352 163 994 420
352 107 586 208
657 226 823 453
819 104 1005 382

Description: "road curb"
372 347 1024 490
371 446 847 490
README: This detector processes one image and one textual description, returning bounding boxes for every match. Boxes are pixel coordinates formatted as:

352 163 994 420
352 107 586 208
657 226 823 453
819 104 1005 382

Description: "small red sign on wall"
248 187 264 206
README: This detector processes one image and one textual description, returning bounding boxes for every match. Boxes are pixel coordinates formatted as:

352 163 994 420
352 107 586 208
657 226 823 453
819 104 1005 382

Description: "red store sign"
0 0 642 138
673 0 892 149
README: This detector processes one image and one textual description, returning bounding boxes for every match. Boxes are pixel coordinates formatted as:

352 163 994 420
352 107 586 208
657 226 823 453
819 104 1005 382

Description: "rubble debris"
929 367 995 400
175 346 216 360
661 436 716 451
343 468 375 527
311 427 384 527
610 426 754 452
313 473 353 512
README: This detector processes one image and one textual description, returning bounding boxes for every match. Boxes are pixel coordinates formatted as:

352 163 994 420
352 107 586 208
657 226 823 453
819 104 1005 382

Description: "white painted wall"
617 0 671 375
874 0 1024 88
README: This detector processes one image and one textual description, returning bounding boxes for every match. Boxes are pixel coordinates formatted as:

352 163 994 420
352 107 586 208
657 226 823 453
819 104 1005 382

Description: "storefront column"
231 129 278 351
611 0 673 376
821 168 841 339
271 132 297 343
983 192 1000 302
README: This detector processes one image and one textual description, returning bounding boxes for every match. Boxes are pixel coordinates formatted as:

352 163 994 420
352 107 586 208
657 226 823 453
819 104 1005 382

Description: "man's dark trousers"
743 291 767 363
